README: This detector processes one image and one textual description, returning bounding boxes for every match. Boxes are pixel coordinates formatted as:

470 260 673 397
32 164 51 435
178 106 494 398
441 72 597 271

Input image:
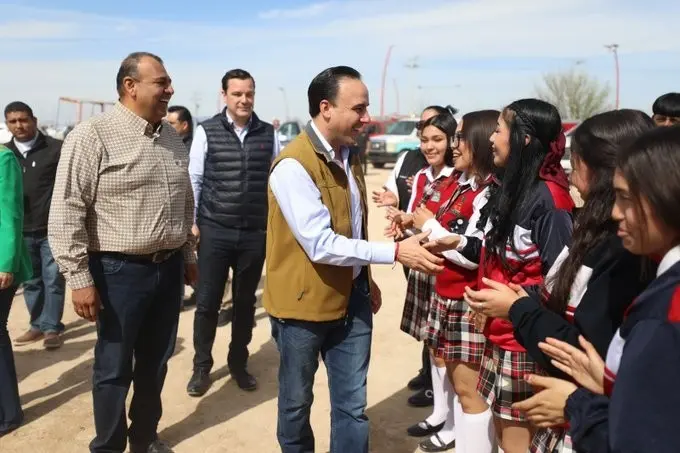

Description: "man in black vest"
3 101 66 350
187 69 278 395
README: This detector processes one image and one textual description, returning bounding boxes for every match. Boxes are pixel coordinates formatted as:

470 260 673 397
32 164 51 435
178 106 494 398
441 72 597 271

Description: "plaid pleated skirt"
425 292 486 363
531 428 575 453
400 269 434 341
477 341 540 421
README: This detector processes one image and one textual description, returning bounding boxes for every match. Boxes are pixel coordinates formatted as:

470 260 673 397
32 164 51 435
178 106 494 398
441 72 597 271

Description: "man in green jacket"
0 145 32 436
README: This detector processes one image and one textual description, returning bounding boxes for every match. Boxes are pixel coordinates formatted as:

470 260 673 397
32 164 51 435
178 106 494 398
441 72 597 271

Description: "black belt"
92 249 179 264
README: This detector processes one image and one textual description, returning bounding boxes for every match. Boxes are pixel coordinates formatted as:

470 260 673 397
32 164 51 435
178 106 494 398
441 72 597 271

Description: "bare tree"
535 69 611 120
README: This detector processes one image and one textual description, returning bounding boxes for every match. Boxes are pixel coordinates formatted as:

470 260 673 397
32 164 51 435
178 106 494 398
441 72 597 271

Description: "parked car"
277 120 303 149
366 118 421 168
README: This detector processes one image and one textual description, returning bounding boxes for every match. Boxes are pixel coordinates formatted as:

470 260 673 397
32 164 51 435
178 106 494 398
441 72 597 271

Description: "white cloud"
258 1 335 20
0 0 678 125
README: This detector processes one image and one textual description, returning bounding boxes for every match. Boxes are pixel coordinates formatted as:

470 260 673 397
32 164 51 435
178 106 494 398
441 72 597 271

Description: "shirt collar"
225 110 252 131
14 132 39 150
114 102 162 138
308 120 348 162
424 165 454 182
657 245 680 277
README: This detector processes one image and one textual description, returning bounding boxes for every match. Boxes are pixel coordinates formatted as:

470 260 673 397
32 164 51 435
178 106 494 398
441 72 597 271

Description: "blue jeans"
23 232 65 333
88 251 183 453
270 271 372 453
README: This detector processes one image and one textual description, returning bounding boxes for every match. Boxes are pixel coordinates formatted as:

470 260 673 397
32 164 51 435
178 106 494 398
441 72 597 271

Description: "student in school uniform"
462 109 657 452
385 109 459 447
425 99 574 452
412 110 499 453
532 125 680 453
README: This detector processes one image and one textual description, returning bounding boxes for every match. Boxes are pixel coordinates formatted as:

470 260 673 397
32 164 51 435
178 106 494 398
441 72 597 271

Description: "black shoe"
406 419 444 437
408 369 428 390
130 439 174 453
186 369 211 397
408 387 434 407
419 433 455 452
231 368 257 391
217 307 233 327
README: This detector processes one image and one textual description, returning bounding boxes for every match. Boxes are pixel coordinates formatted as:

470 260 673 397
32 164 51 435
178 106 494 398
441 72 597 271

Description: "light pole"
404 56 420 115
191 91 201 117
278 87 290 120
393 78 400 114
605 44 620 109
380 45 394 117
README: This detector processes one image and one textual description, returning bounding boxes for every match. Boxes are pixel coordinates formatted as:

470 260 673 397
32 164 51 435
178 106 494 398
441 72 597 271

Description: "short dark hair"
652 92 680 118
308 66 362 117
167 105 194 136
168 105 192 124
116 51 164 97
221 69 255 92
4 101 34 119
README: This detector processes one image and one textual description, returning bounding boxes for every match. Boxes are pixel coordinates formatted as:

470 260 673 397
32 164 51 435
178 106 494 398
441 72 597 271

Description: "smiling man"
48 51 197 453
187 68 279 396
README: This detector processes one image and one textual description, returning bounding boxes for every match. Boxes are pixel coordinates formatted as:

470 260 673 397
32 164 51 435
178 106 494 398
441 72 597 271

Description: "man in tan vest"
264 66 444 453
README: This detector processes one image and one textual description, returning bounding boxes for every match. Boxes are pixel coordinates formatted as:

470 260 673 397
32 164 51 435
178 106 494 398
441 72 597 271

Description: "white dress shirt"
422 172 490 270
188 111 281 220
269 120 395 279
406 165 456 213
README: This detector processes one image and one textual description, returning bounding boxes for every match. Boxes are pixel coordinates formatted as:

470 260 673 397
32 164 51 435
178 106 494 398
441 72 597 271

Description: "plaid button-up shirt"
49 102 196 289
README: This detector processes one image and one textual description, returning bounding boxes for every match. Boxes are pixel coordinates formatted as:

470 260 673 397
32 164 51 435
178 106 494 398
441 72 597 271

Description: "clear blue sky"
1 0 678 125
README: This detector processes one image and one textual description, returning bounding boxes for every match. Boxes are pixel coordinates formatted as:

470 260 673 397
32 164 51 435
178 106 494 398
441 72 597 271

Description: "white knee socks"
425 361 450 426
460 408 494 453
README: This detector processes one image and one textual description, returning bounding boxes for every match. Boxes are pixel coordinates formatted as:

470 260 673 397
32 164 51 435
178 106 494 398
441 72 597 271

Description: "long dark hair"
419 111 458 167
460 110 499 182
617 125 680 249
548 110 655 313
484 99 562 270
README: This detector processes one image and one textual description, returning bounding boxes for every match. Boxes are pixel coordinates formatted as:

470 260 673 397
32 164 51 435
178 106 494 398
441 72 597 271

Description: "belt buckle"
151 250 170 263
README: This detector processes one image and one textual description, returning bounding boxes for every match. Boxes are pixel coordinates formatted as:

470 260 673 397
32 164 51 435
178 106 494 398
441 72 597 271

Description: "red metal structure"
56 97 115 125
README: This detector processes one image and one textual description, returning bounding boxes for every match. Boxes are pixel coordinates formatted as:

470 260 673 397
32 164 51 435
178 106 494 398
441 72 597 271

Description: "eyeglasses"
451 131 464 149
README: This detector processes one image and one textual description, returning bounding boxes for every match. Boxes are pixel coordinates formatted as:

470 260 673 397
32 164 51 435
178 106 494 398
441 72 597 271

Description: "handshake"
395 230 462 274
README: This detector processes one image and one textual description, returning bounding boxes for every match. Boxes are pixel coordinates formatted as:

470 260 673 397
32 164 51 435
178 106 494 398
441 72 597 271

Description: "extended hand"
512 374 577 428
539 336 605 395
412 205 435 230
421 234 461 255
372 187 398 208
396 230 445 274
464 278 527 320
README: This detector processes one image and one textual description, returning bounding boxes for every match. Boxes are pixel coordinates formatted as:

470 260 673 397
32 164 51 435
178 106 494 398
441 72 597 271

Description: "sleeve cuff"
67 270 95 290
182 244 197 264
456 235 468 251
565 387 592 421
372 242 397 264
508 295 540 325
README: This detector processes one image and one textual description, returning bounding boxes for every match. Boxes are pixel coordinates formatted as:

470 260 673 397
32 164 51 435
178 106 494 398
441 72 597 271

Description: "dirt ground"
1 167 437 453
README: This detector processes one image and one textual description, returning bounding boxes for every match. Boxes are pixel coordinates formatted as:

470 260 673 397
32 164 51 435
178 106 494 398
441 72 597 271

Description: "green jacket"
0 146 32 284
